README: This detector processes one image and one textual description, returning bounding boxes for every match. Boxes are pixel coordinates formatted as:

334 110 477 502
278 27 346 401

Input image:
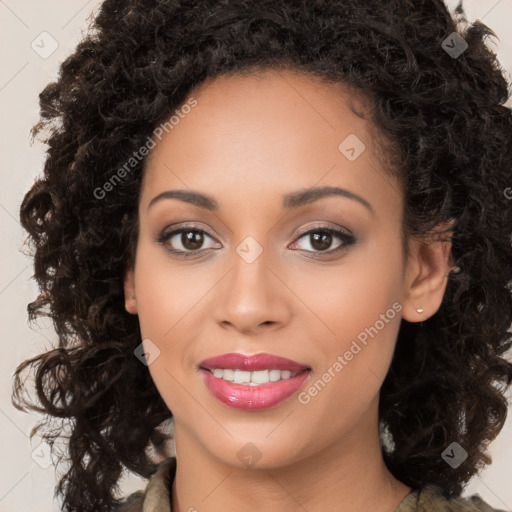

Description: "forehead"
141 68 400 215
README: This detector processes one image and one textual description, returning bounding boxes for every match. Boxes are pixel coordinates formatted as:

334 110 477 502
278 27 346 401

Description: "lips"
199 352 310 373
200 369 310 410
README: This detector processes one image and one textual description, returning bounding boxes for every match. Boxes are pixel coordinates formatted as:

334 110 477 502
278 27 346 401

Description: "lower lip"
200 369 310 411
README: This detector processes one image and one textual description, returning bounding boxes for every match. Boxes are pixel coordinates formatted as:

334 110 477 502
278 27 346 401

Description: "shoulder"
396 485 508 512
115 457 177 512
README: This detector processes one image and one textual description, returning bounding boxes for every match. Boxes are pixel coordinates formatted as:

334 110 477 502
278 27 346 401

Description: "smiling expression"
123 68 450 469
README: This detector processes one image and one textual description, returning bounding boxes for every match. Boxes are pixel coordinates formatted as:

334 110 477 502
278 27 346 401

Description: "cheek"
131 246 207 393
290 231 404 347
292 237 404 402
295 294 402 452
133 241 212 339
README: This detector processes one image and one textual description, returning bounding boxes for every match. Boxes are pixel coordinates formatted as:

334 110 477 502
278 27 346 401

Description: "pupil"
183 231 203 250
311 233 331 251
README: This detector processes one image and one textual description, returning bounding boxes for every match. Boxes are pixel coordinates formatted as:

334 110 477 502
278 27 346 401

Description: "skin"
124 68 453 512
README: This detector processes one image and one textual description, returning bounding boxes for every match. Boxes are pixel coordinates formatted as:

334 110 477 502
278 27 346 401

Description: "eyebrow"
148 186 375 216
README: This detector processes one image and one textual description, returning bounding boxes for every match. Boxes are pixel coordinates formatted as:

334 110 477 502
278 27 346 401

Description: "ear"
401 220 455 323
123 267 138 315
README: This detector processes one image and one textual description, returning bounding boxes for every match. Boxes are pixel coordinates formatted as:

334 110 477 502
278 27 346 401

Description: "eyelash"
156 224 356 259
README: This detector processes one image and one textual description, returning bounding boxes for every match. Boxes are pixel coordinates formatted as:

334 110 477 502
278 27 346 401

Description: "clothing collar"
141 457 176 512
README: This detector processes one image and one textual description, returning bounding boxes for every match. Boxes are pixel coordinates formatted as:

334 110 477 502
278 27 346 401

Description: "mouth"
198 352 311 410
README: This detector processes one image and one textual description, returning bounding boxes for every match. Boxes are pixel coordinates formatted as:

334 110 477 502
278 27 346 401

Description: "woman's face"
124 69 450 469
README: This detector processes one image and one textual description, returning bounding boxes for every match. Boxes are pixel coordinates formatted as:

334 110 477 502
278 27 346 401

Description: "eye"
157 224 356 259
157 225 220 258
289 226 355 257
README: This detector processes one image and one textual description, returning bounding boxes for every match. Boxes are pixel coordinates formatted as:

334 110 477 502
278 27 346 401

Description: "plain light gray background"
1 1 511 511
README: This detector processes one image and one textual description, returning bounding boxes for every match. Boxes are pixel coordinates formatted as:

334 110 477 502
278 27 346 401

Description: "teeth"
210 368 300 385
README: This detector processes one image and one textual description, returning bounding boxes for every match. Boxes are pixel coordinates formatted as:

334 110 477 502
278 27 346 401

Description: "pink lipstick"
199 353 311 411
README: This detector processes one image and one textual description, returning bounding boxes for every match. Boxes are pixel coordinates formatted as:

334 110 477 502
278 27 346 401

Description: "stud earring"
416 307 424 314
446 265 461 277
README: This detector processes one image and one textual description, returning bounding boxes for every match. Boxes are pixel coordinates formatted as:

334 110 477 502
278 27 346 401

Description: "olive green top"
117 457 507 512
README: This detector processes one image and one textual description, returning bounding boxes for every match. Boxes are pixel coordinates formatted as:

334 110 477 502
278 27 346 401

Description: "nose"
213 246 292 336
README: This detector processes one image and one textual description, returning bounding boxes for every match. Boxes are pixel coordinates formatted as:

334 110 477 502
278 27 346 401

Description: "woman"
12 1 512 511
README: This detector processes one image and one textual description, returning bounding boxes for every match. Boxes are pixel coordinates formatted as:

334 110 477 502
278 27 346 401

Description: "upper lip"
199 353 310 373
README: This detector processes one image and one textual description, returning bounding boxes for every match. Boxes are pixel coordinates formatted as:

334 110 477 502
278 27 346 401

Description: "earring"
446 265 461 277
416 307 424 314
129 295 135 300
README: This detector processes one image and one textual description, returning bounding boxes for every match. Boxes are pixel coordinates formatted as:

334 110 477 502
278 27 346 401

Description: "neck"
170 405 411 512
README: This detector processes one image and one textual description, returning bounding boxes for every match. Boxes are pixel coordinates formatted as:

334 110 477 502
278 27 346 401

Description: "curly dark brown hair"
12 0 512 510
